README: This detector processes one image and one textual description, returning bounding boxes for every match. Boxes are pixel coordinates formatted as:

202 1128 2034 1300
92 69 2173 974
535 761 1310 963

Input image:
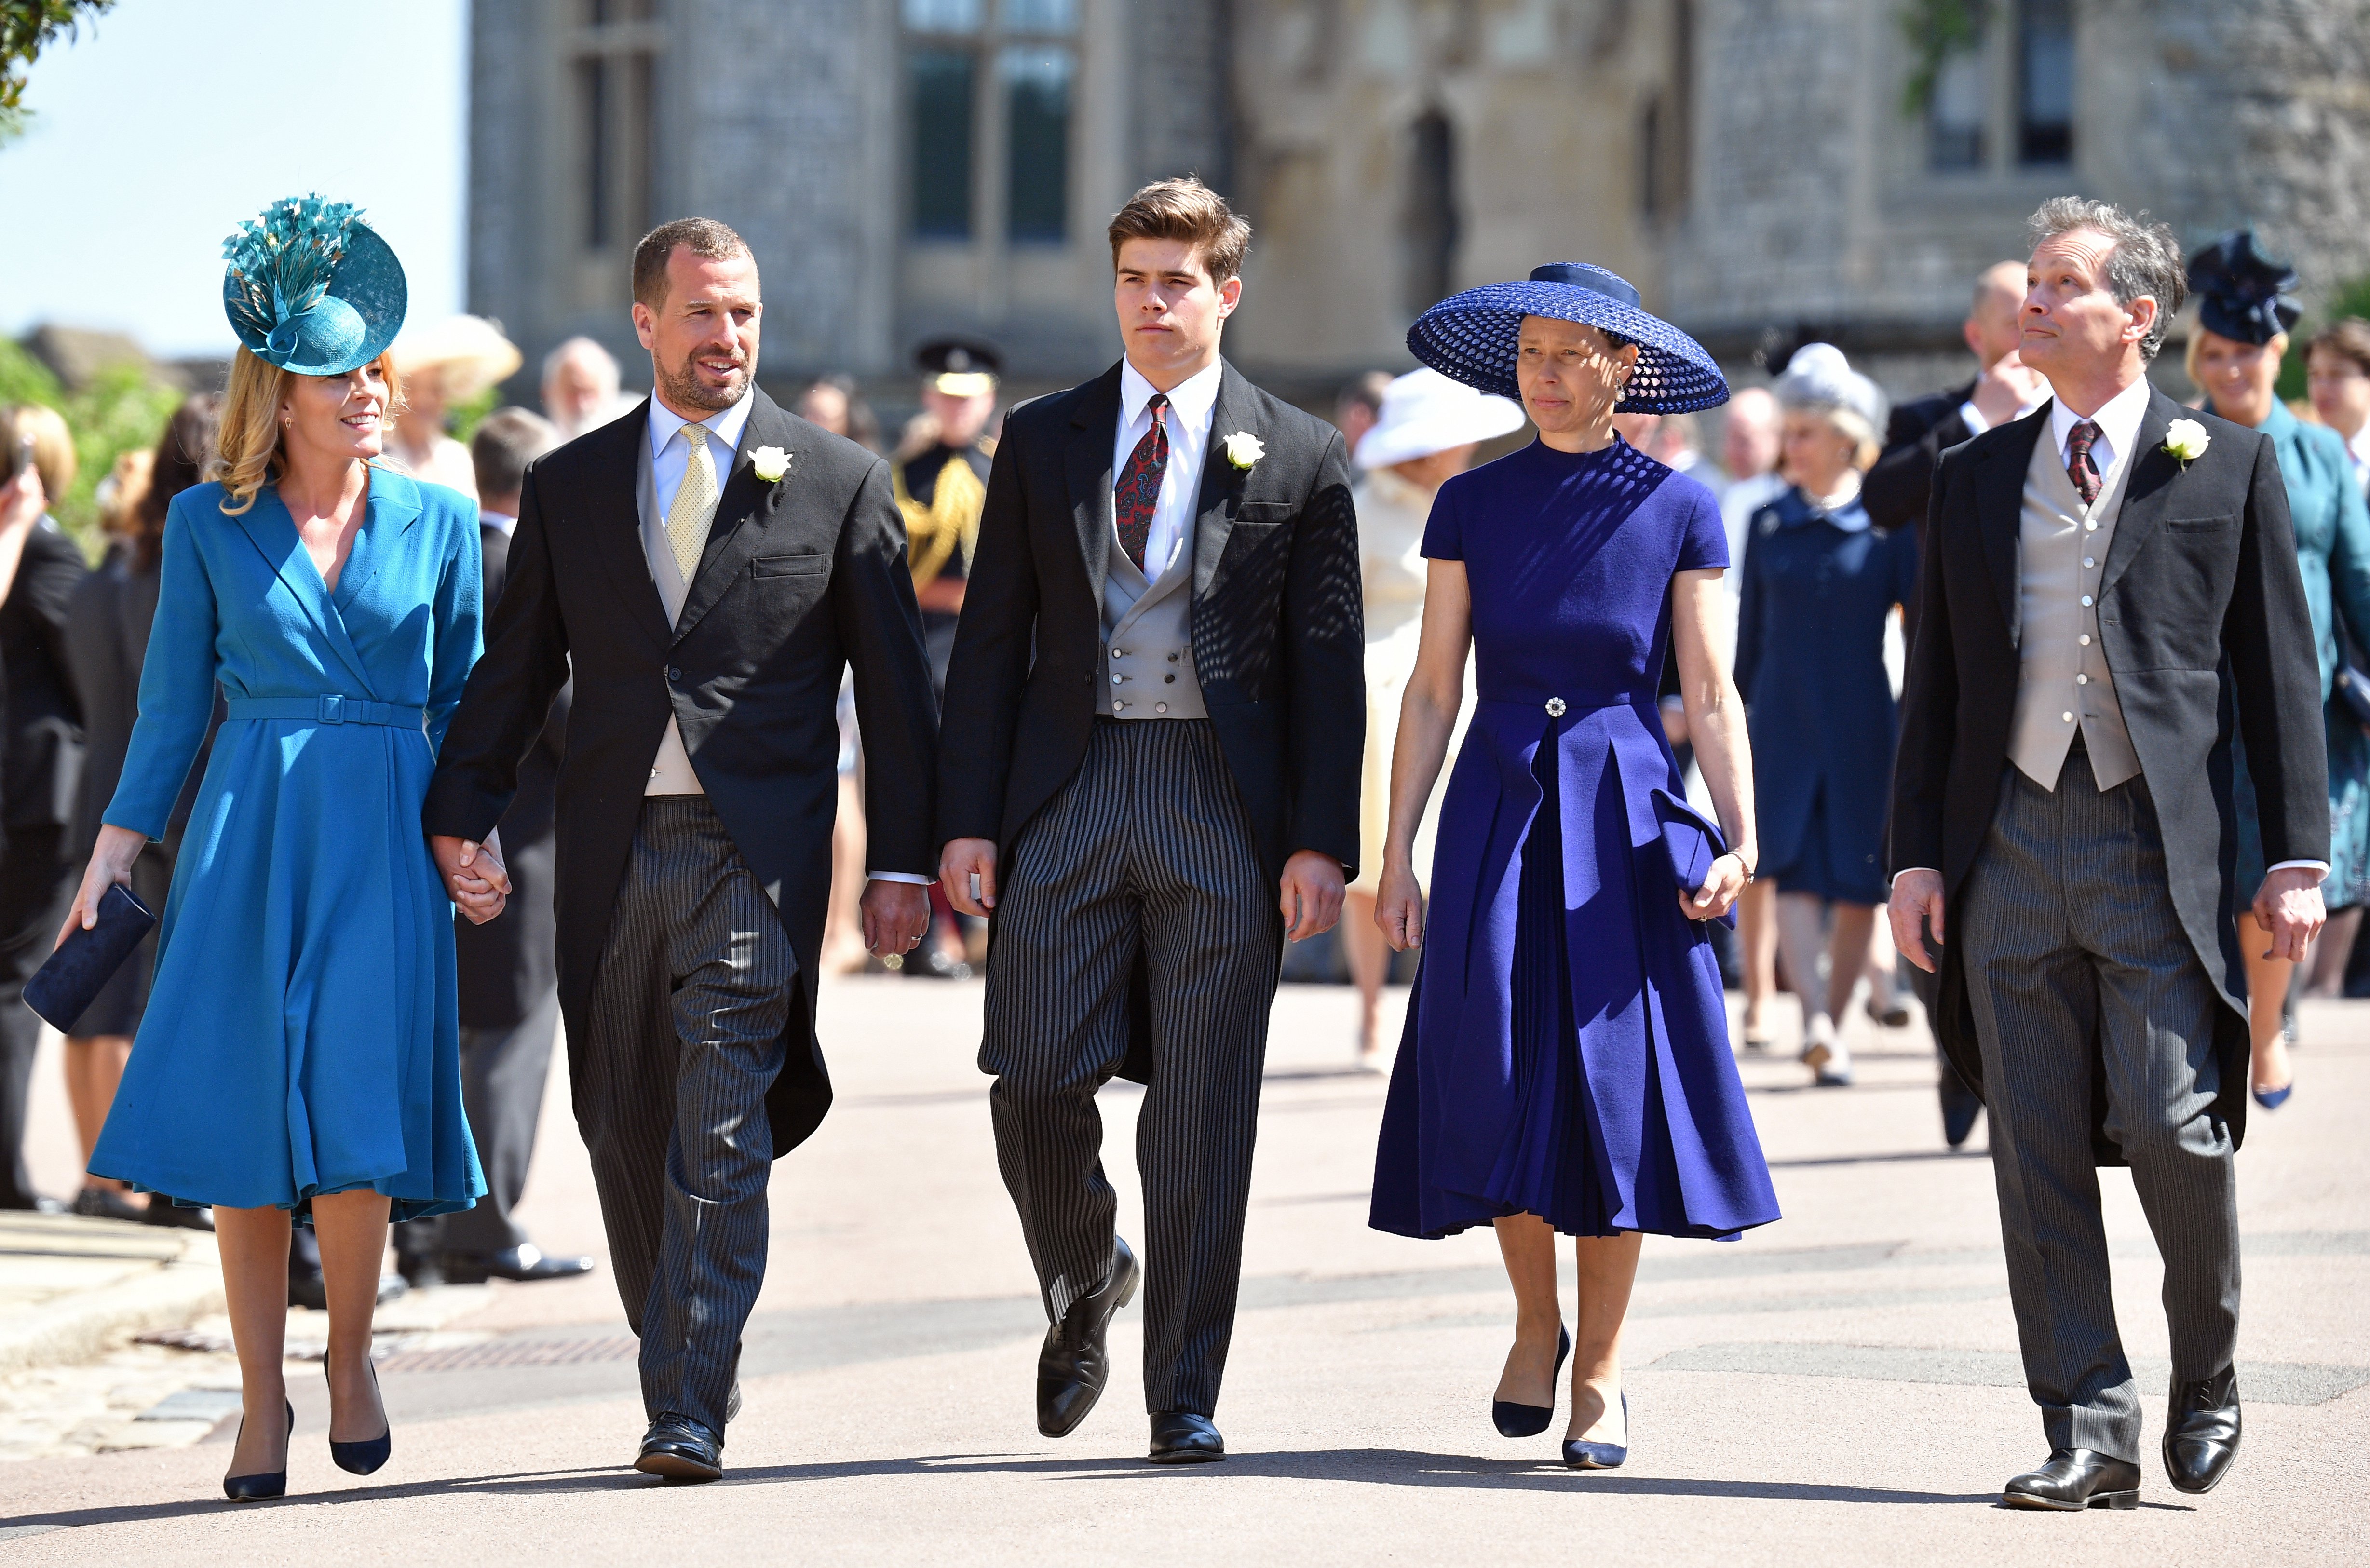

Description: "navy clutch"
25 883 157 1033
1648 787 1736 929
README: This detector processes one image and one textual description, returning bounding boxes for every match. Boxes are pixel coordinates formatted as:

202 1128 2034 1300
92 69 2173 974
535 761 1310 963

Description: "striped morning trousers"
580 797 793 1436
1958 738 2240 1461
982 719 1285 1418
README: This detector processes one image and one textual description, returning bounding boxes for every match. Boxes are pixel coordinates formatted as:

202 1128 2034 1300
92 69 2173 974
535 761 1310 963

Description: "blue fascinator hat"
2185 229 2302 348
220 194 407 376
1407 263 1729 413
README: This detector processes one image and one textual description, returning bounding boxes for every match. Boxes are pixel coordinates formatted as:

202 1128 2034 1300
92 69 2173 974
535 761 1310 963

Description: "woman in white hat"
1342 369 1525 1062
1734 345 1918 1088
385 315 523 500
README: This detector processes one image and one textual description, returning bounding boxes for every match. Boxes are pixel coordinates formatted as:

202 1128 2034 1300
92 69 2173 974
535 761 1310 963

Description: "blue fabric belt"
226 695 428 731
1477 688 1642 718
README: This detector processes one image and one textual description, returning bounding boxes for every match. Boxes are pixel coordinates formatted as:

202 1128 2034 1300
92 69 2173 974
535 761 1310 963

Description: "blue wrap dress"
90 467 486 1220
2223 400 2370 913
1369 438 1779 1242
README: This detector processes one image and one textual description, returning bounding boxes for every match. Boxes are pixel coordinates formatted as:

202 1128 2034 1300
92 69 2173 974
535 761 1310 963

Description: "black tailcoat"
935 359 1364 882
425 391 939 1155
1863 379 1977 537
1891 388 2328 1154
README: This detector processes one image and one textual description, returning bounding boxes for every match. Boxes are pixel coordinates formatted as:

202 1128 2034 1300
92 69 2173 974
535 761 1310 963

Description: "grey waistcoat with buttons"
1098 525 1206 718
2006 423 2142 791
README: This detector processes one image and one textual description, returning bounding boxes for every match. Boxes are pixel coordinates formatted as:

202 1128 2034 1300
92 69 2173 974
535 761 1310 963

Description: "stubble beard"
657 349 751 415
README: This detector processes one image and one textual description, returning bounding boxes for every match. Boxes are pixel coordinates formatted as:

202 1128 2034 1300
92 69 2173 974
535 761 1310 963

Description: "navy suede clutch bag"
1649 788 1736 929
25 883 157 1033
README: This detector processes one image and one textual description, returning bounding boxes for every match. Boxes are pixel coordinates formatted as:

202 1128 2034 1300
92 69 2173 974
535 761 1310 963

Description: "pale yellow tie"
666 423 720 584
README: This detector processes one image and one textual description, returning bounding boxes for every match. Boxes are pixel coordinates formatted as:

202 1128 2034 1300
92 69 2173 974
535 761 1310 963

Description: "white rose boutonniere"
2162 419 2210 468
750 445 792 483
1221 431 1265 471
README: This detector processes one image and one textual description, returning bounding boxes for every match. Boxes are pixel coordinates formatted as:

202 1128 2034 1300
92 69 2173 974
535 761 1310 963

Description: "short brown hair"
632 217 752 308
2308 317 2370 378
1106 177 1251 284
2025 195 2186 362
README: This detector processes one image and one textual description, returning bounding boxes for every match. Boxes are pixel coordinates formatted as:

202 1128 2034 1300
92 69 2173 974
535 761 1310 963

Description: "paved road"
6 978 2367 1563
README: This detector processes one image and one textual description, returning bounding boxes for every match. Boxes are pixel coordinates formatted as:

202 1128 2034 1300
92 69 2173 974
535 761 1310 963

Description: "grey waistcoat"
1098 529 1205 718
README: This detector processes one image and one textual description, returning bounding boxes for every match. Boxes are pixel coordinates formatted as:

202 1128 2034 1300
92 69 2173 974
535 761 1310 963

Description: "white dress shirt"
1896 377 2325 883
480 509 516 539
1114 358 1222 576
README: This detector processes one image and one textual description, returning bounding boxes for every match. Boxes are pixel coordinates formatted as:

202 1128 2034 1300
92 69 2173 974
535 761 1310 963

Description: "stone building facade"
470 0 2370 407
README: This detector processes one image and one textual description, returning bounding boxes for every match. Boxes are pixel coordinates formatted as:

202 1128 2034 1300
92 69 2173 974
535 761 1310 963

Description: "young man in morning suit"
1891 198 2328 1511
426 219 939 1481
938 179 1364 1463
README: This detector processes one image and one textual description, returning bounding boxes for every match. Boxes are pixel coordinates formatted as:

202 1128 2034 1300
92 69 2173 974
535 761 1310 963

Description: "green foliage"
0 0 114 140
2275 275 2370 404
447 384 499 447
0 338 181 554
1897 0 1991 117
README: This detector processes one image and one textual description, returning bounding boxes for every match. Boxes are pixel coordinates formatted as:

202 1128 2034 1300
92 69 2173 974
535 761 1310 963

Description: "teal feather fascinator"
220 194 407 376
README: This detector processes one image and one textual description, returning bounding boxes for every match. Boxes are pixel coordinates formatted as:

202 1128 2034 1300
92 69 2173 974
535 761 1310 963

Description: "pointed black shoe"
1492 1325 1571 1438
1037 1237 1140 1439
325 1360 392 1475
223 1400 295 1502
635 1413 724 1482
1148 1412 1225 1464
2002 1448 2140 1510
2164 1367 2241 1494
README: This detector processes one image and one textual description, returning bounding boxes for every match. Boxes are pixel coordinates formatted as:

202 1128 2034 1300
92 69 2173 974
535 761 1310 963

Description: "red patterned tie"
2066 419 2102 506
1114 393 1170 572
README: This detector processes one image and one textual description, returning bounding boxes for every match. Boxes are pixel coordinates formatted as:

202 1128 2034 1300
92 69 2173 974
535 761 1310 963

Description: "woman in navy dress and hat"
66 197 488 1500
2184 230 2370 1110
1369 265 1778 1468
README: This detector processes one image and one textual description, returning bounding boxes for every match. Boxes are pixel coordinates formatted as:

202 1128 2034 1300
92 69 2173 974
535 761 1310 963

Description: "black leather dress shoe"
1037 1237 1140 1438
635 1414 723 1481
1148 1412 1225 1464
2002 1448 2140 1510
443 1243 597 1284
141 1197 215 1231
2164 1367 2241 1494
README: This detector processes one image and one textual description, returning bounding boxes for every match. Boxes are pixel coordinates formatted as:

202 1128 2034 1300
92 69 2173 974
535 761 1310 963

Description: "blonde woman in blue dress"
66 199 490 1500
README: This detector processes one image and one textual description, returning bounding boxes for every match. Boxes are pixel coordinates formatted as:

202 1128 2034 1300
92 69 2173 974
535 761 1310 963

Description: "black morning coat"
934 359 1365 1075
1863 379 1978 537
1889 387 2328 1157
424 391 940 1156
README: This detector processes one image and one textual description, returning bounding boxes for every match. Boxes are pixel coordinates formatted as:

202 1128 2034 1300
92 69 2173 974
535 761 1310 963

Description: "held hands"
1684 852 1751 923
56 824 148 952
2253 866 2327 962
1280 850 1345 943
861 879 933 957
1888 868 1947 973
429 832 511 925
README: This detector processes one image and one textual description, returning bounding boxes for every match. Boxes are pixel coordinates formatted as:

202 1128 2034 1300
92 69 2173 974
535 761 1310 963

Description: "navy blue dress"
1734 487 1919 907
1370 438 1779 1242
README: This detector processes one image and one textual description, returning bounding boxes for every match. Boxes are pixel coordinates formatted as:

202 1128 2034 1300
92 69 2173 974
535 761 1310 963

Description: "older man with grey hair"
541 336 634 442
1890 197 2327 1510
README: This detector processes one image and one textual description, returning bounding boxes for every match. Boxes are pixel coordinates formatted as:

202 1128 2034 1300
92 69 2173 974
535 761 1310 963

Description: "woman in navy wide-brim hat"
1368 265 1778 1467
70 195 488 1501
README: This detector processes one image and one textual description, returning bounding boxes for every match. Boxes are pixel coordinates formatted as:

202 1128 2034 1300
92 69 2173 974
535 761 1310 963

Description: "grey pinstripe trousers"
581 797 793 1435
983 719 1284 1418
1959 741 2239 1460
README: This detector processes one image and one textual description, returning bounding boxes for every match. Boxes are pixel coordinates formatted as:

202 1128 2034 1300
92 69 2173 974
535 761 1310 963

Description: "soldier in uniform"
897 338 1002 700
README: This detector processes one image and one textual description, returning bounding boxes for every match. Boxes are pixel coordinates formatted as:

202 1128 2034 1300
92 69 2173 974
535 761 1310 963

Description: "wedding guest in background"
0 402 88 1214
397 408 596 1288
1717 386 1786 573
1334 370 1393 457
1372 263 1774 1469
1864 261 2049 537
1341 369 1523 1064
61 395 222 1228
2309 319 2370 498
75 202 487 1500
386 316 523 500
2184 232 2370 1110
1736 346 1916 1089
794 373 883 454
541 336 635 443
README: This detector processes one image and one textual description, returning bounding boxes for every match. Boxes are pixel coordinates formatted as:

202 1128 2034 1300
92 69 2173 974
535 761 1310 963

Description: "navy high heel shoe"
223 1400 295 1501
326 1359 392 1475
1562 1391 1628 1470
1492 1326 1571 1438
2252 1081 2293 1110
